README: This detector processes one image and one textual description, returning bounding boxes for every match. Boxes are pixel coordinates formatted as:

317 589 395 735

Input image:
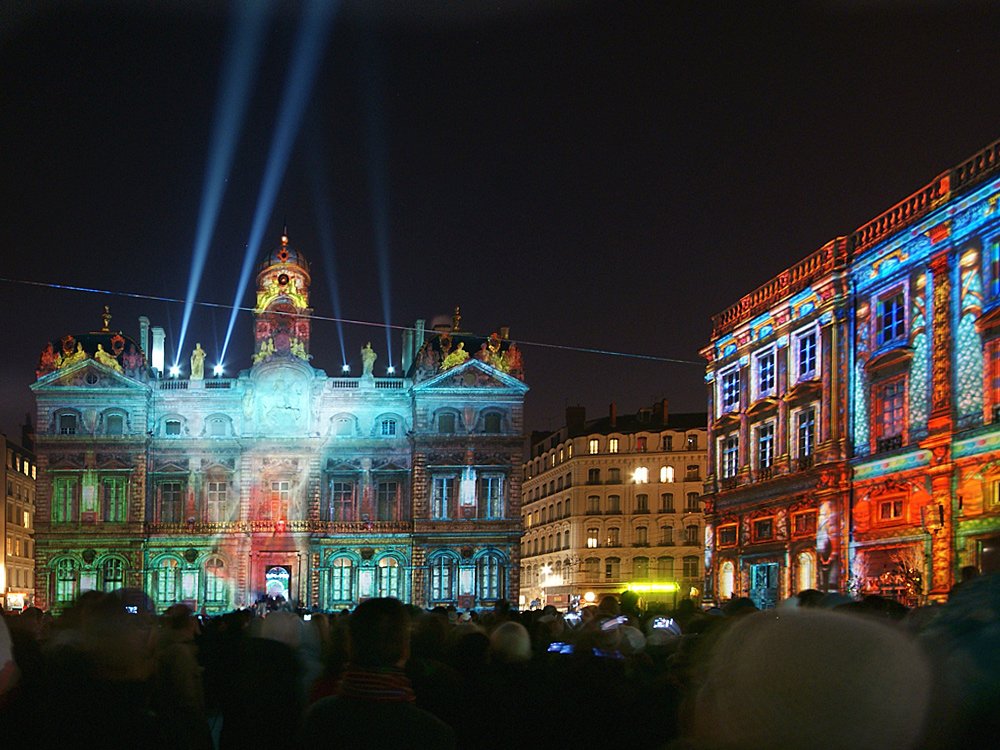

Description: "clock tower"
252 231 313 364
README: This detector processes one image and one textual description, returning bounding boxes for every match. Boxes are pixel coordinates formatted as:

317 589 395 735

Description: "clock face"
278 273 290 287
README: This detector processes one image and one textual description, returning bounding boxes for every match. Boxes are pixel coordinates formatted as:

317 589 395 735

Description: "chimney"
566 406 586 431
151 327 165 376
415 319 426 350
609 402 617 428
139 316 150 359
401 327 413 374
21 412 35 452
659 399 669 425
499 326 510 340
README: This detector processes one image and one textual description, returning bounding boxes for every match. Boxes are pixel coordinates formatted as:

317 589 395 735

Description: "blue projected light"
175 1 271 366
306 118 348 367
221 0 340 363
360 29 394 369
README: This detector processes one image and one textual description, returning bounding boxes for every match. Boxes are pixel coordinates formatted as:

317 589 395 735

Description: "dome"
258 232 310 275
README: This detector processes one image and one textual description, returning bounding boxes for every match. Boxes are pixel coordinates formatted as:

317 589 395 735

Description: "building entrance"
749 562 779 610
265 565 291 604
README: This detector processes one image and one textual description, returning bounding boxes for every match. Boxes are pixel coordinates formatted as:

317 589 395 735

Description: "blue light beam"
360 28 393 369
174 0 272 366
221 0 340 363
305 117 348 366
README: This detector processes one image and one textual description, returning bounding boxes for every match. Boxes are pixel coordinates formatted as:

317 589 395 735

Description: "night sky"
2 0 999 442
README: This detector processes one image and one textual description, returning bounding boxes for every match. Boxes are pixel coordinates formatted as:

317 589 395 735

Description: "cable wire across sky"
1 276 704 366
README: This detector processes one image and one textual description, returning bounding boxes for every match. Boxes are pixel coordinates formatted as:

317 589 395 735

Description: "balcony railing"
720 476 738 491
797 454 815 471
756 465 773 482
875 435 904 454
145 520 413 534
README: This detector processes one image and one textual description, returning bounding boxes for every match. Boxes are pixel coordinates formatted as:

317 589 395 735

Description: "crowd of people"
1 575 999 749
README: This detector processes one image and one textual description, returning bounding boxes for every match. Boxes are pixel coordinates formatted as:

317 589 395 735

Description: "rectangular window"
53 477 79 523
797 407 816 459
59 414 77 435
663 435 673 451
165 420 181 436
796 330 817 381
207 481 227 522
587 527 599 548
661 525 674 545
878 498 904 522
792 511 817 536
588 468 601 484
721 367 741 413
755 349 776 397
161 482 183 524
637 437 647 452
106 415 124 435
589 439 599 454
478 474 504 518
635 526 648 545
753 518 774 541
634 466 649 483
722 434 739 479
607 495 621 513
757 423 775 471
606 527 620 547
587 495 600 514
269 481 290 520
101 476 128 523
376 481 398 521
878 292 906 345
876 378 906 451
607 467 621 483
683 555 700 579
432 476 455 519
330 480 356 521
685 493 700 512
684 524 699 544
381 418 397 436
608 438 619 453
660 492 674 513
717 524 737 546
635 493 648 512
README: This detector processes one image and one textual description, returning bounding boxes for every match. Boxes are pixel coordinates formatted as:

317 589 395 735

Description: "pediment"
31 359 147 392
96 453 134 470
326 459 361 473
412 359 529 393
372 460 409 473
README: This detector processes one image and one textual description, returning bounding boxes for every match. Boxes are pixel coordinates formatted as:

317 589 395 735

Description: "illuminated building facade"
701 241 852 609
30 235 527 613
703 137 1000 605
3 432 37 611
520 403 708 609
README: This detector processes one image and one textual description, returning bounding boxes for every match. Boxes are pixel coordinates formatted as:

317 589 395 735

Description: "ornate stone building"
520 403 708 609
30 234 527 613
703 137 1000 606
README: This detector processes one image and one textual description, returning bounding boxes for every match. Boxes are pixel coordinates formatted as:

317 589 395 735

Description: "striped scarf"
337 666 416 703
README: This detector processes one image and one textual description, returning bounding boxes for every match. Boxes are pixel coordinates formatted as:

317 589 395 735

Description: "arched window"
661 525 674 545
605 557 621 581
430 555 457 602
155 557 180 606
661 465 675 483
583 557 600 582
477 553 504 601
101 558 125 592
377 556 402 599
797 552 815 594
720 561 736 599
55 559 78 603
106 414 124 435
657 556 674 579
205 557 228 604
633 556 649 579
438 413 456 434
329 556 354 604
555 531 562 549
685 525 700 544
380 418 397 437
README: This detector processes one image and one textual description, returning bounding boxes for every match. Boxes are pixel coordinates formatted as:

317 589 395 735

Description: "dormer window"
381 418 397 437
165 420 181 436
438 413 456 434
59 414 77 435
106 415 124 435
483 413 501 433
208 418 227 437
